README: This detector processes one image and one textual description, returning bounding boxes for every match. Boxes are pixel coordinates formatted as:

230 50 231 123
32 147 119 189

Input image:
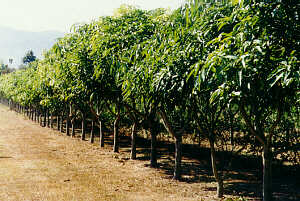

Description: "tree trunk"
37 110 40 123
31 108 34 121
34 109 38 122
47 109 50 127
66 115 70 136
150 132 157 168
36 110 41 125
158 110 182 179
71 118 75 137
66 104 71 135
50 114 53 128
113 112 120 153
43 111 47 127
130 122 137 160
60 112 64 133
99 120 104 147
57 115 60 131
71 107 76 137
209 138 224 198
173 134 182 180
81 112 86 140
90 120 95 143
262 145 272 201
40 114 43 126
150 124 158 168
30 106 34 121
32 108 34 121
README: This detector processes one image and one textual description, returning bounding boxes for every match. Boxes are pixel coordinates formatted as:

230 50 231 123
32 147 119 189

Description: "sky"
0 0 185 33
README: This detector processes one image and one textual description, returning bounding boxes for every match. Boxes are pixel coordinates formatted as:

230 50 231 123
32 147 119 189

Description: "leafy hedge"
0 1 299 201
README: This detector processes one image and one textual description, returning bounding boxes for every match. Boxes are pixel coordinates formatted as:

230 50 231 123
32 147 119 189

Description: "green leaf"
270 72 284 87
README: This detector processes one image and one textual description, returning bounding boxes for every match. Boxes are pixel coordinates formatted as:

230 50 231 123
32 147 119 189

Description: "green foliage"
0 0 297 164
0 2 298 200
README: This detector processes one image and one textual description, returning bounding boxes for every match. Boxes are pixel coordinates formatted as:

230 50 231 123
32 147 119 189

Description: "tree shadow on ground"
0 156 12 159
116 134 300 201
56 123 299 201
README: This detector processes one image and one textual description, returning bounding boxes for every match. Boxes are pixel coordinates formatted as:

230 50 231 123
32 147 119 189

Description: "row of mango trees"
0 1 299 200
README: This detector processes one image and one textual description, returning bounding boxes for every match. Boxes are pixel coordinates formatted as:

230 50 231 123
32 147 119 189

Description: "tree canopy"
22 50 37 65
0 2 299 201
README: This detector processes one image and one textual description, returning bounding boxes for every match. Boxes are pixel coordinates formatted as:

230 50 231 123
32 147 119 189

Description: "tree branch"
239 103 266 145
268 107 282 146
123 102 145 119
158 108 177 138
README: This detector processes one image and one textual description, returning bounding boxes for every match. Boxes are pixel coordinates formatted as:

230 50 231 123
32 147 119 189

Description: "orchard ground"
0 104 298 201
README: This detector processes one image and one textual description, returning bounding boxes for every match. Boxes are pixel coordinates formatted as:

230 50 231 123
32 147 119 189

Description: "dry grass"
0 105 223 201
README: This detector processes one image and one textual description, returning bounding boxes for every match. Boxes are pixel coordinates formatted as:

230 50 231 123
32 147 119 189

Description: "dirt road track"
0 105 218 201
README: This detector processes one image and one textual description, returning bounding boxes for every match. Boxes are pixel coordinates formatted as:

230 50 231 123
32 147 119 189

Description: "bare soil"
0 104 298 201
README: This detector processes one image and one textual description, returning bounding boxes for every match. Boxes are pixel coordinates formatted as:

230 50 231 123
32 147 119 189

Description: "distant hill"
0 26 64 67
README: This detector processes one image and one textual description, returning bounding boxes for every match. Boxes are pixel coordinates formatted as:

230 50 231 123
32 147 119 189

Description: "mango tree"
120 8 172 166
91 7 163 154
183 0 236 196
204 1 300 200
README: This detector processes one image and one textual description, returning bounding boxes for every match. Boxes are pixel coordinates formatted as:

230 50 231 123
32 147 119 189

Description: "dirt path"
0 104 220 201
